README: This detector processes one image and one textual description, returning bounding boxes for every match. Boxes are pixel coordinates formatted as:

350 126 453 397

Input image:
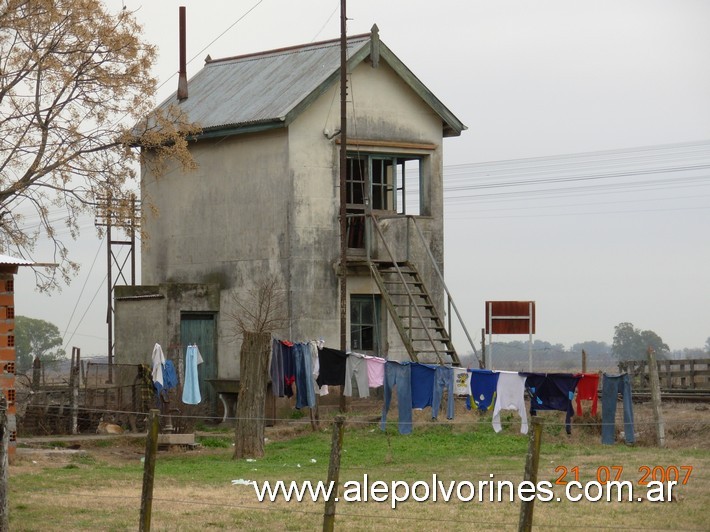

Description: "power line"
62 236 106 351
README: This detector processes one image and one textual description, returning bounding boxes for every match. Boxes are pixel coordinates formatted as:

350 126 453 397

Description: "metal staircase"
368 260 459 365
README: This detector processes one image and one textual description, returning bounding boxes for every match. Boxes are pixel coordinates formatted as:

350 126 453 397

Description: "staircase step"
370 257 460 366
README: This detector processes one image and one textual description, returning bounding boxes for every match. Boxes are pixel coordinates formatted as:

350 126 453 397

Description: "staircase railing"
368 217 445 364
365 213 481 367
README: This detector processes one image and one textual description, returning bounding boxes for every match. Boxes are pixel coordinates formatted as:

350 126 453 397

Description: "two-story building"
114 26 469 410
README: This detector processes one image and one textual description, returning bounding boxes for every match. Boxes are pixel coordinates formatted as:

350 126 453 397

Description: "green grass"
9 421 710 531
198 436 232 448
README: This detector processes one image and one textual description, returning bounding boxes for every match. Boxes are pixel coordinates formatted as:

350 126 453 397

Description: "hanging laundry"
270 338 285 397
344 353 370 398
453 367 471 396
162 360 178 390
364 355 386 388
601 373 635 445
466 369 500 412
491 371 528 434
308 341 327 396
293 342 316 409
524 373 581 434
151 343 166 393
410 363 436 409
316 347 347 387
431 366 455 420
182 344 203 405
380 361 413 435
281 341 295 398
575 373 600 416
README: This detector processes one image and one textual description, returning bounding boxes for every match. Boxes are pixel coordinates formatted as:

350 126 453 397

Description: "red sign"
485 301 536 334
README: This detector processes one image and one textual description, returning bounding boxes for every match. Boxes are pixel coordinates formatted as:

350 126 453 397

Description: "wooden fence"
618 358 710 391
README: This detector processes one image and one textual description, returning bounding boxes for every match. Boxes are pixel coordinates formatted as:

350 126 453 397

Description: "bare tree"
0 0 199 290
227 276 288 459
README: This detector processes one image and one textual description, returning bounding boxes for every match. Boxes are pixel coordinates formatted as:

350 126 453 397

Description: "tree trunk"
233 331 270 459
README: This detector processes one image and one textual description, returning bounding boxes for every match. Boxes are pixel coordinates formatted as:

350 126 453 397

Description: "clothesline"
270 340 634 445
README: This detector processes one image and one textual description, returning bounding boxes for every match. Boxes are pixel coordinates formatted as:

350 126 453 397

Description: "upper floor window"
346 154 423 216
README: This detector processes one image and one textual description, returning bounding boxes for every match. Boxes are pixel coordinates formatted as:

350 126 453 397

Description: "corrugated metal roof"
149 31 466 138
154 35 371 133
0 254 33 266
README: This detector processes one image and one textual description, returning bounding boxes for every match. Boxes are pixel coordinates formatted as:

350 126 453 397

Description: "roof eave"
191 118 286 141
377 42 467 136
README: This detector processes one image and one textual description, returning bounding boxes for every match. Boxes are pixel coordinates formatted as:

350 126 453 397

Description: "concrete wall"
140 130 290 378
285 59 447 359
114 283 220 378
128 55 449 373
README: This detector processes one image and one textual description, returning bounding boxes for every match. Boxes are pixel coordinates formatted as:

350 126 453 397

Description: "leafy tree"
612 322 669 361
705 337 710 355
14 315 65 372
0 0 199 291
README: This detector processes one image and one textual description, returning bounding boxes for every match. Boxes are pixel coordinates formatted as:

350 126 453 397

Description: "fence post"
518 417 543 532
581 349 587 374
139 409 160 531
70 348 80 435
646 347 665 448
323 415 345 532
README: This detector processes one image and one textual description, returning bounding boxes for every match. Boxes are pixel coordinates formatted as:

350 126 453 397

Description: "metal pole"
130 195 136 285
528 302 533 372
107 210 113 383
488 302 494 370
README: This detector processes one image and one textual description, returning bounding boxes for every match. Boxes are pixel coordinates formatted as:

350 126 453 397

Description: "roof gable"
153 28 466 139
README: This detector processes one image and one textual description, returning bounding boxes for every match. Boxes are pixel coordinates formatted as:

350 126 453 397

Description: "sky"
14 0 710 357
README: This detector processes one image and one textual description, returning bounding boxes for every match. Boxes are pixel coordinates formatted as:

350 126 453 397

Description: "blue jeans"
432 366 455 420
380 361 413 435
601 373 635 445
294 343 316 409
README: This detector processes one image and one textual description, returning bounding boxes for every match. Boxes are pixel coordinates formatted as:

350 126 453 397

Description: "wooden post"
481 328 486 369
581 349 587 374
70 347 80 435
322 416 345 532
518 418 543 532
0 398 8 531
139 409 160 531
32 357 41 390
646 347 665 448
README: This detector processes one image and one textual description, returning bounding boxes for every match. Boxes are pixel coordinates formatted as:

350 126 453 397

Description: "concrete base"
157 433 196 447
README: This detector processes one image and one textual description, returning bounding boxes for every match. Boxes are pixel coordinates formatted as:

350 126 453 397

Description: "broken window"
346 154 423 215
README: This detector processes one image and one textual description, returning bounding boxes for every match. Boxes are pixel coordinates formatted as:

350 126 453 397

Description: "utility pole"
338 0 348 412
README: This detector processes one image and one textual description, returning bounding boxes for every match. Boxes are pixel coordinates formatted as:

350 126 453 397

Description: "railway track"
631 390 710 402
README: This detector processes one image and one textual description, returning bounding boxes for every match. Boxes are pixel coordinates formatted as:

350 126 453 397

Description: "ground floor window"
350 294 383 354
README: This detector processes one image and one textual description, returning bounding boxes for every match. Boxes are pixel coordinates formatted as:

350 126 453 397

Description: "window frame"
346 152 423 215
350 294 383 354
